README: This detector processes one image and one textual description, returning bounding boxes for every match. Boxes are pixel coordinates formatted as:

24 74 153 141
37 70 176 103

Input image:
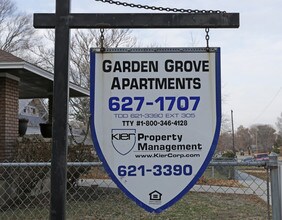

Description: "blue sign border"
90 48 221 213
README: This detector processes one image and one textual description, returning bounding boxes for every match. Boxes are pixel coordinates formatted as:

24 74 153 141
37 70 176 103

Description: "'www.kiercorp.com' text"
135 152 200 159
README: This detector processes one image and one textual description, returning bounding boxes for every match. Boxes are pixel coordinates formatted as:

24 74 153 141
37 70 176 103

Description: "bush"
222 150 236 159
14 135 98 188
213 150 236 180
15 135 97 162
272 146 280 154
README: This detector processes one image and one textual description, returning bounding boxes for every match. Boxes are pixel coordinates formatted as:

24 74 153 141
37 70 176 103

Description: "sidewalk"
235 170 269 203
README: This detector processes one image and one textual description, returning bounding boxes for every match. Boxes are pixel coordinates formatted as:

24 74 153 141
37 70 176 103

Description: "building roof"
0 49 23 62
0 49 89 98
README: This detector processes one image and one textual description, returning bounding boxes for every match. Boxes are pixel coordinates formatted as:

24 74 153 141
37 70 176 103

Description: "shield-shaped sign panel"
90 48 221 213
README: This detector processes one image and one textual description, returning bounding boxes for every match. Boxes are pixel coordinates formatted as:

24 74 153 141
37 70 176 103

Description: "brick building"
0 49 89 161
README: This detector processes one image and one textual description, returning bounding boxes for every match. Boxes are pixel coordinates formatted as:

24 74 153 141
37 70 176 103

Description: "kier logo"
111 129 136 155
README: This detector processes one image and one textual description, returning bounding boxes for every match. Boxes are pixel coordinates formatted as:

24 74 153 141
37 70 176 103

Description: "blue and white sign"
90 48 221 213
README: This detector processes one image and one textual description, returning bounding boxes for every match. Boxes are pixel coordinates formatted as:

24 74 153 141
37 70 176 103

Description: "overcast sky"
14 0 282 130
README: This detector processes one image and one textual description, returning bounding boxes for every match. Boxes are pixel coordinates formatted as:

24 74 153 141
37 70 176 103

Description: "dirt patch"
197 176 243 187
243 170 268 181
82 166 109 179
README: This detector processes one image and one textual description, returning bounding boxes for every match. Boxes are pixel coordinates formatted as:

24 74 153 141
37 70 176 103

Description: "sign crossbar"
34 13 239 29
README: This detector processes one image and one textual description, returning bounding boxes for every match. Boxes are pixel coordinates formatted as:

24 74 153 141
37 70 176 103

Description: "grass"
0 166 270 219
245 171 268 181
239 166 268 181
0 188 269 220
70 190 269 220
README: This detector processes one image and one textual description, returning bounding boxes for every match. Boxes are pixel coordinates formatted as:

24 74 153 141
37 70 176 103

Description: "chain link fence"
0 160 272 219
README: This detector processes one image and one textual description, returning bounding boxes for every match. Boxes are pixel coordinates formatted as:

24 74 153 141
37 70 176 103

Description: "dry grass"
65 190 269 220
0 181 269 220
84 167 243 187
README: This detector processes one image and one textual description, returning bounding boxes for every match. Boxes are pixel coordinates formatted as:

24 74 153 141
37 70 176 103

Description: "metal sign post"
33 1 239 218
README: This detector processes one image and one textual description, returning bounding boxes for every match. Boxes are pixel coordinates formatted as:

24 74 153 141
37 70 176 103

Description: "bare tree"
69 29 136 88
217 132 232 153
216 112 233 153
220 113 231 133
0 0 36 54
235 125 252 153
30 29 137 125
70 29 136 123
250 124 276 152
276 112 282 136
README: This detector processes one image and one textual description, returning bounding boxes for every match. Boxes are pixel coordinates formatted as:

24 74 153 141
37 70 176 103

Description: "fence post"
269 152 281 220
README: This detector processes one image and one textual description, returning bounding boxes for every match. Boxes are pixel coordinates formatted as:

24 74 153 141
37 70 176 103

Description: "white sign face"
90 48 221 213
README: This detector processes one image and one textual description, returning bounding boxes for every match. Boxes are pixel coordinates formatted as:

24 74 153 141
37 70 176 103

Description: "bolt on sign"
90 47 221 213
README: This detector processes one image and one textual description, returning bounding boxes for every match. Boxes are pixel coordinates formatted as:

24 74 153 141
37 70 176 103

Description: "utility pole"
231 110 235 153
33 2 239 219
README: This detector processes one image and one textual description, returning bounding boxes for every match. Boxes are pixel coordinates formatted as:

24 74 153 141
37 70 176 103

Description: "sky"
14 0 282 130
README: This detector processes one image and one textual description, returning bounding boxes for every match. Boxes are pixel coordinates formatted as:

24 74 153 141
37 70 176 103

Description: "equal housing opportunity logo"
111 129 136 155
